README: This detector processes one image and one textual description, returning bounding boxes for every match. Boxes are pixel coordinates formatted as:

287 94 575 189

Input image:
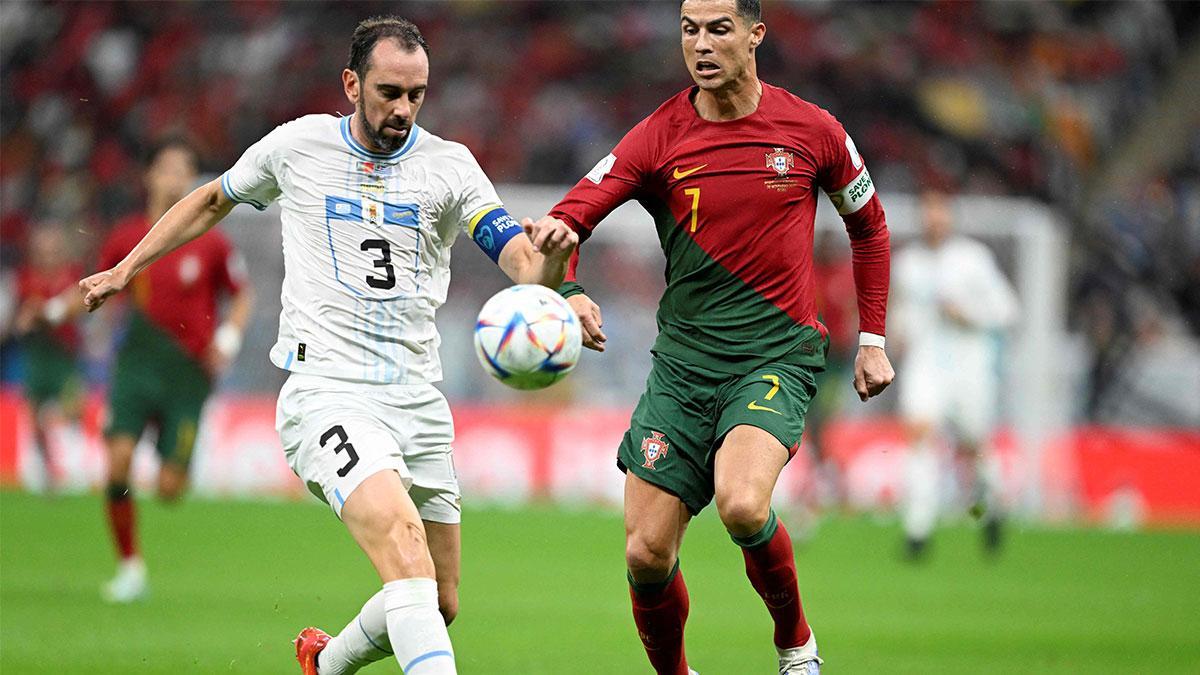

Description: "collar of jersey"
341 115 420 160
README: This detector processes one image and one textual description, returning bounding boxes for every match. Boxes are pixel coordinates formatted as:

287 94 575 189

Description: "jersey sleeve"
445 145 522 264
816 114 890 337
221 125 288 211
960 244 1019 330
549 118 656 292
549 118 655 242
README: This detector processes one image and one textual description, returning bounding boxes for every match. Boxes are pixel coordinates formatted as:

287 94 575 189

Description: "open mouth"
695 60 721 77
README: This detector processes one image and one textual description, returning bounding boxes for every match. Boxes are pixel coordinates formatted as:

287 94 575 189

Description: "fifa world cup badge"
641 431 670 470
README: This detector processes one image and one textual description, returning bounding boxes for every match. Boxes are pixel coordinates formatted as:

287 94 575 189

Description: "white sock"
318 590 391 675
384 578 456 674
903 441 941 540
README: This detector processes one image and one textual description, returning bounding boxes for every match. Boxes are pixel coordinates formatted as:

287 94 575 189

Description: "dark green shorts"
617 352 818 515
22 337 81 406
105 315 211 468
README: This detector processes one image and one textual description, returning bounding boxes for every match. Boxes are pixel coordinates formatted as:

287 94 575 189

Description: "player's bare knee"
625 535 675 579
716 493 770 536
384 520 435 573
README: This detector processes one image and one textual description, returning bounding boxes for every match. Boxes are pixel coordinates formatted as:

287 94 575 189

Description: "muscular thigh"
624 471 692 563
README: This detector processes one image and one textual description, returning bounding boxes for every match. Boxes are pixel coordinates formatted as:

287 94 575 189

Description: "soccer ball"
474 284 583 390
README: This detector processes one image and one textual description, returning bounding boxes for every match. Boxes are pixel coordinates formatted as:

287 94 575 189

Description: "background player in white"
78 16 577 675
892 189 1018 560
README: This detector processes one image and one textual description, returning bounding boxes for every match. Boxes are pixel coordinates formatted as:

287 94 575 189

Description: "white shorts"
276 373 461 523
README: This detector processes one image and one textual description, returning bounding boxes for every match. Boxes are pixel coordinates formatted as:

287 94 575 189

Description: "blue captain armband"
468 205 523 263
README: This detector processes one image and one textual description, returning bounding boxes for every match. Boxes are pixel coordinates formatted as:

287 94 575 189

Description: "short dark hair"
347 16 429 80
736 0 762 23
681 0 761 24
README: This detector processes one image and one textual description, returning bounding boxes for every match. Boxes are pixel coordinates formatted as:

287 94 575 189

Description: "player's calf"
341 471 457 674
437 586 458 625
156 464 188 503
732 510 813 651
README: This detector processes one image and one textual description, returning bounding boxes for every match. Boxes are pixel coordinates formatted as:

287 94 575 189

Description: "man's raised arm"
80 180 235 311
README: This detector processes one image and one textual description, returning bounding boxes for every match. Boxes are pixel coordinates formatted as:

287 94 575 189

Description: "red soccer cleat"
294 627 331 675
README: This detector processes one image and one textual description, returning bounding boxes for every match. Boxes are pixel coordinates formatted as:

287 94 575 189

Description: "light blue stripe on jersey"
339 115 419 160
326 195 362 222
382 203 419 228
220 172 269 211
283 350 294 370
325 196 364 298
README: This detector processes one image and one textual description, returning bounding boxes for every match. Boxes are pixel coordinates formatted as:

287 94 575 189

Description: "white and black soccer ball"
473 284 583 390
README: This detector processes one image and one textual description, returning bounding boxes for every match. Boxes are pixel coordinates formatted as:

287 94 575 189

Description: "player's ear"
342 68 360 105
750 22 765 49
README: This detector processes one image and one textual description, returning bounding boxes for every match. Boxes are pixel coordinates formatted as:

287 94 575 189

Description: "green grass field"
2 490 1198 674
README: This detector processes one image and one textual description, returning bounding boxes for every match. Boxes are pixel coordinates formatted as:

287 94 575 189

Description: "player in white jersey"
892 190 1018 560
78 16 577 675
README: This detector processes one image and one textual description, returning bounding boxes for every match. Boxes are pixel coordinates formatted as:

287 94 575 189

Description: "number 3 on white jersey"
325 195 422 300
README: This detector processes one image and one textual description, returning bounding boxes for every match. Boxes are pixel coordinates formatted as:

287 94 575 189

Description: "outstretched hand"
568 293 606 352
853 345 894 402
79 268 128 313
521 216 578 259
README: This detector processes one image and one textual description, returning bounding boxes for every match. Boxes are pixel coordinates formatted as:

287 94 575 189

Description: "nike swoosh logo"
747 401 782 415
672 164 708 180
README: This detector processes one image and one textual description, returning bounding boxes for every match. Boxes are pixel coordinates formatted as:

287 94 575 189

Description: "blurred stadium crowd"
1 0 1198 427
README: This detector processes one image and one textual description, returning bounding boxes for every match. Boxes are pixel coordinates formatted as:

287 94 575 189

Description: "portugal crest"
765 148 795 177
640 431 670 470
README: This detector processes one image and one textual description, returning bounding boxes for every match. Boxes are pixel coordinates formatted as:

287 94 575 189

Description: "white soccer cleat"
101 557 148 604
778 632 822 674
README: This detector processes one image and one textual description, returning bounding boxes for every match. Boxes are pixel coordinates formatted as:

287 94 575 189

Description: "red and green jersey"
17 262 83 350
551 83 890 373
99 215 246 362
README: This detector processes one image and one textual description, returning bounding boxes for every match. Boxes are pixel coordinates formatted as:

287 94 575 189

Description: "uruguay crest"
641 431 670 470
765 148 794 177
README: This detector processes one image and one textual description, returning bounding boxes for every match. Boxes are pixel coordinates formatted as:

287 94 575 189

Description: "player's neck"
349 113 390 155
693 76 762 122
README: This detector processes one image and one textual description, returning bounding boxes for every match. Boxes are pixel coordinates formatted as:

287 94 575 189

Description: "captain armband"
468 206 523 263
825 168 876 216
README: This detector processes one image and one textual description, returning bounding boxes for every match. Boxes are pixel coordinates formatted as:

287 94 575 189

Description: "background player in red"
525 1 894 672
90 140 254 602
13 224 85 490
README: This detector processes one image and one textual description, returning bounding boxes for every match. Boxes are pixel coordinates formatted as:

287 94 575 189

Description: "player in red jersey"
525 1 893 672
13 224 85 489
81 140 253 602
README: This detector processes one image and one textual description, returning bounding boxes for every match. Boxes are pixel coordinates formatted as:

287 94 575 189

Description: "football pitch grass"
2 491 1198 674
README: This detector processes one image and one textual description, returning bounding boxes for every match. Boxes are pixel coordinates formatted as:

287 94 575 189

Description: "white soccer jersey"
222 114 513 384
892 235 1018 361
893 235 1019 434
